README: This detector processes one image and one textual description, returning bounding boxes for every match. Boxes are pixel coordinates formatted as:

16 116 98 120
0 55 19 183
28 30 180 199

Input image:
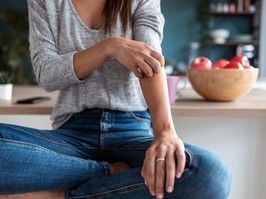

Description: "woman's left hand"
141 132 185 199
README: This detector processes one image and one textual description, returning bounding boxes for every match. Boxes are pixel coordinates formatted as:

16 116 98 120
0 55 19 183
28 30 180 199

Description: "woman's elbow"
34 70 59 92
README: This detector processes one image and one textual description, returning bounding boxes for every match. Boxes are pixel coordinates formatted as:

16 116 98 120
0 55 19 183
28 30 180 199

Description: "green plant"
196 0 210 48
0 7 30 84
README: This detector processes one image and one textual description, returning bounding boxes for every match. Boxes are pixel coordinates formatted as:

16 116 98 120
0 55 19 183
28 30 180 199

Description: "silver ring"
156 157 166 162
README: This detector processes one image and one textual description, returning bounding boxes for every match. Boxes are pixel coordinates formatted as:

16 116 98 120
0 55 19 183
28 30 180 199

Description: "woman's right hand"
108 37 165 79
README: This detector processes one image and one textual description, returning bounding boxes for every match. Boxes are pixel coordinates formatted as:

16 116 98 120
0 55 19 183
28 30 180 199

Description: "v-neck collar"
68 0 104 33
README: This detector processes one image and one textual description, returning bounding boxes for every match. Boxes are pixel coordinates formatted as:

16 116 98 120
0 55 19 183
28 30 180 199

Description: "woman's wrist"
152 120 177 138
105 37 120 59
73 38 116 79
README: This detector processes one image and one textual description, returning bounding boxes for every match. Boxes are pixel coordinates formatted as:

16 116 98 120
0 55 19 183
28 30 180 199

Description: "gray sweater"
27 0 164 129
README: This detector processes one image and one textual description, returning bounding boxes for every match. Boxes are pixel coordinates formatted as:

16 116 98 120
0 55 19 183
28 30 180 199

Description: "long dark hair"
103 0 132 33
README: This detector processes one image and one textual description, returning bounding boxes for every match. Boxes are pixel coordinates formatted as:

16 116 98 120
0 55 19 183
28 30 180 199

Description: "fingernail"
151 190 156 196
167 186 173 193
157 193 164 199
176 172 181 178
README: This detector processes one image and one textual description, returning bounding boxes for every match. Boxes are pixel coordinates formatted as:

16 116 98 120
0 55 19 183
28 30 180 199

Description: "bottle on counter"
229 3 236 13
236 0 243 12
243 0 251 12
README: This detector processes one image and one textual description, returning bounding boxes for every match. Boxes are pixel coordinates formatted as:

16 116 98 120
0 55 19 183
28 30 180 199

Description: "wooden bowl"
187 68 259 101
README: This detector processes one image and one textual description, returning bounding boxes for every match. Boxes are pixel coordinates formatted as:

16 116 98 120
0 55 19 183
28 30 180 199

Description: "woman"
0 0 231 198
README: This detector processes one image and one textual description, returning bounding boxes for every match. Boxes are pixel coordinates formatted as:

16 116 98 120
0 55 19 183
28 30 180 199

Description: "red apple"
190 56 212 69
231 55 250 69
224 61 244 69
212 59 230 69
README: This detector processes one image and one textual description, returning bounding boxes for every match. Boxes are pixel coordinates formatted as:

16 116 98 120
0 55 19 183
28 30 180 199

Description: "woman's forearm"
140 69 186 199
140 69 175 137
73 39 113 80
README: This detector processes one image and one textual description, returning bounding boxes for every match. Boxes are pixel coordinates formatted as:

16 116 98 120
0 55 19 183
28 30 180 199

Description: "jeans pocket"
126 111 151 123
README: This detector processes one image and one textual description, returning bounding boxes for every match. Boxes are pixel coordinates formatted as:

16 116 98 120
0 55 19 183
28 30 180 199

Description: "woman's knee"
183 144 232 199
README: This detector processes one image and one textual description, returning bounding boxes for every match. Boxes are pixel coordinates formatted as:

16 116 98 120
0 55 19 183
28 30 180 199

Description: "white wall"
173 116 265 199
0 115 52 129
259 0 266 76
255 122 266 199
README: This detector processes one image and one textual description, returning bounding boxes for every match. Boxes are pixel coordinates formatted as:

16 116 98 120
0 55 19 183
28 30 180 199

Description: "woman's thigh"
0 137 110 195
0 123 99 159
0 120 110 194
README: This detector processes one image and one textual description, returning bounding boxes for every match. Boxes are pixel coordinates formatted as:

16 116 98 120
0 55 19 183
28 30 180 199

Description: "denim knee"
184 144 232 199
201 153 232 199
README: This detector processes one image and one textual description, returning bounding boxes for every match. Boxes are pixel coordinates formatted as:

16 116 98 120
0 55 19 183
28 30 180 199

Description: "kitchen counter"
0 80 266 116
172 88 266 117
0 85 58 115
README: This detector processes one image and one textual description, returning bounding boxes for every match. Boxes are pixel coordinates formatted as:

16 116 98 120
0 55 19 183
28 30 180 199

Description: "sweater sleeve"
27 0 82 92
132 0 165 53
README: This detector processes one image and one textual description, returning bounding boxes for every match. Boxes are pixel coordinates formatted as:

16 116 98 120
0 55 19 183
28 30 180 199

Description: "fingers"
165 153 176 193
136 51 163 78
143 55 162 75
143 146 168 199
145 152 156 196
113 38 164 78
137 59 154 77
141 138 186 199
143 47 164 75
155 158 166 199
132 67 144 79
175 149 186 178
150 50 165 69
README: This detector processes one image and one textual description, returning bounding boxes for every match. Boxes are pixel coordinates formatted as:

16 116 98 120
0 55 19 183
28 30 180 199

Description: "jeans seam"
102 161 111 176
66 182 145 199
126 112 150 123
0 138 96 163
103 148 149 151
3 124 97 149
100 109 105 159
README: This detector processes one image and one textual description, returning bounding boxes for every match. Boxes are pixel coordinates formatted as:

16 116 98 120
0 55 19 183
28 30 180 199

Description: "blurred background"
0 0 265 84
162 0 263 75
1 1 266 199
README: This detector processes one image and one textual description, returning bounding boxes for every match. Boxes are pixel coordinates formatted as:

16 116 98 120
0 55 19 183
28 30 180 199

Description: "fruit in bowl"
188 56 259 101
212 59 229 69
190 56 212 69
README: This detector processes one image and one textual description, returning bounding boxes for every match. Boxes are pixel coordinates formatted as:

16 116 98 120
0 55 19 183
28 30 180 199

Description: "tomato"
230 55 250 69
224 61 244 69
212 59 229 69
190 56 212 69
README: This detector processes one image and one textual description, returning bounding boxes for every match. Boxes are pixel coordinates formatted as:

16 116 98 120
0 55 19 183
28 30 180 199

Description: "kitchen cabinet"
207 0 261 69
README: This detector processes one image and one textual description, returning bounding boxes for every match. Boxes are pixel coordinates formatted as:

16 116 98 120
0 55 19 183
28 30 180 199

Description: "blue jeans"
0 109 231 198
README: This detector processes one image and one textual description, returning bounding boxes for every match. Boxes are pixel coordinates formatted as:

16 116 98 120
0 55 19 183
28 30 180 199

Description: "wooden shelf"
206 0 261 68
208 39 259 46
209 11 257 16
